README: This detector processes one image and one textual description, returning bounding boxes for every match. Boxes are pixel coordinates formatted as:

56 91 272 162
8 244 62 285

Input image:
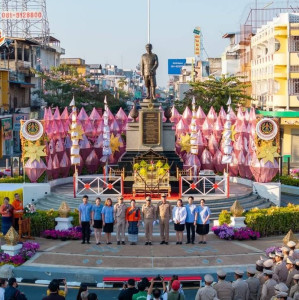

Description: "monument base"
1 243 22 256
230 216 246 228
55 217 73 231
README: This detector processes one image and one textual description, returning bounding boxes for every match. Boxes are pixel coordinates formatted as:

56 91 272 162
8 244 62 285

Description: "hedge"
279 176 299 187
245 204 299 236
0 176 24 183
0 210 79 237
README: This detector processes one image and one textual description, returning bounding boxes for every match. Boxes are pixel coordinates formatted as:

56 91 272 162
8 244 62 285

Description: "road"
18 284 199 299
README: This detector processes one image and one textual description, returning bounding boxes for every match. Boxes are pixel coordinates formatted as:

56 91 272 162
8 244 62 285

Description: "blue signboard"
168 59 186 75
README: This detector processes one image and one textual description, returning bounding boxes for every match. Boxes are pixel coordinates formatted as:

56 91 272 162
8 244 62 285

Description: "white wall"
253 182 281 206
23 183 50 207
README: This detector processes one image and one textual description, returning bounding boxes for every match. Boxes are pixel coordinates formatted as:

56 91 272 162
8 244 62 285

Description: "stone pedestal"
1 244 22 256
230 216 246 228
55 217 73 231
126 104 175 152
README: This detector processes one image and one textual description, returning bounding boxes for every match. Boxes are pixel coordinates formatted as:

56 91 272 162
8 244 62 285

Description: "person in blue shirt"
185 196 197 244
194 199 211 244
78 195 93 244
92 197 103 245
101 198 114 244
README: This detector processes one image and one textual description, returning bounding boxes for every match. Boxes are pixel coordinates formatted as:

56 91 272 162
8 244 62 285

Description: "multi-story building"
0 36 64 157
251 13 299 165
60 58 89 76
222 33 241 76
89 64 103 90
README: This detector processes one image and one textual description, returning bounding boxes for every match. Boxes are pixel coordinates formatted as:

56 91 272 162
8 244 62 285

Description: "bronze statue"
141 44 159 100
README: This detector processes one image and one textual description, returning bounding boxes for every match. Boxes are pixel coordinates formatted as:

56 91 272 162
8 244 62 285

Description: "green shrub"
245 204 299 236
279 176 299 187
0 176 24 183
24 210 79 236
219 210 231 225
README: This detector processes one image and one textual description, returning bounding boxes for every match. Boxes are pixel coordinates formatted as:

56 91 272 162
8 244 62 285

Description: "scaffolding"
239 2 299 100
1 0 50 45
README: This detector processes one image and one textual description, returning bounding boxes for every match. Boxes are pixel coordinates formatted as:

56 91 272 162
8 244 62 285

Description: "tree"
118 78 128 90
175 75 252 114
32 65 127 114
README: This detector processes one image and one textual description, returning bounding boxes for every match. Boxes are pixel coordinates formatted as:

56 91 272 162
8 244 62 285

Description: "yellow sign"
0 70 9 109
194 27 201 56
281 118 299 125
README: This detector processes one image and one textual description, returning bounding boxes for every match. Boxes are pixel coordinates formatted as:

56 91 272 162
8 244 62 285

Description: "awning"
9 81 35 88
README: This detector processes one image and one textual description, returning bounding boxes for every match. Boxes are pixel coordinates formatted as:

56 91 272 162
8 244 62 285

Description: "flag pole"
148 0 150 43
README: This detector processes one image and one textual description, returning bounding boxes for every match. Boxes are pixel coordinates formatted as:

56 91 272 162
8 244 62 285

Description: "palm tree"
118 78 128 90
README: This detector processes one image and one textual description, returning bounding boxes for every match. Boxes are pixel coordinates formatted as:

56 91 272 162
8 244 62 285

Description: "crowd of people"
78 194 211 245
114 245 299 300
0 193 23 234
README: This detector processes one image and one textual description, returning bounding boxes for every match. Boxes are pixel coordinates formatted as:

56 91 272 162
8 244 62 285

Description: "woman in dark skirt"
92 197 103 245
126 199 141 245
172 199 187 245
101 198 114 245
194 199 211 244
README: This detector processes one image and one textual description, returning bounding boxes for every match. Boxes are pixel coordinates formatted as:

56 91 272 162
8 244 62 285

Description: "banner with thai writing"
1 118 12 140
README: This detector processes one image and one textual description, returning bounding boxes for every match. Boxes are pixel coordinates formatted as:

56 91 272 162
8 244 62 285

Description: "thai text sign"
13 114 29 131
1 118 12 140
1 11 43 19
194 34 200 56
0 70 9 108
142 111 160 145
168 59 186 75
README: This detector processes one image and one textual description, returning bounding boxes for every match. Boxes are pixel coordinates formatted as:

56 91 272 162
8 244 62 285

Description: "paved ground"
13 233 286 283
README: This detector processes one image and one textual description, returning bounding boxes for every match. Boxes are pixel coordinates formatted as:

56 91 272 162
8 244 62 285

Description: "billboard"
168 59 186 75
202 61 210 77
0 70 9 109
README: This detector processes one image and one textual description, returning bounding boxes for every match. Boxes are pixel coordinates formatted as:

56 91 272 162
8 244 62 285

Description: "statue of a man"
141 44 159 100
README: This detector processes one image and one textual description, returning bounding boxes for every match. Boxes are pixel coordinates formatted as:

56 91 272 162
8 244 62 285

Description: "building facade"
251 13 299 165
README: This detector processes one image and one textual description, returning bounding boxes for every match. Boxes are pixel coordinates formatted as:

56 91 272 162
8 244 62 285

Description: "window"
290 36 299 52
275 39 280 52
291 79 299 94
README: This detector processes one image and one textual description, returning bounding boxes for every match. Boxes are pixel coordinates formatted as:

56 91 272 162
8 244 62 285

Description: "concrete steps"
35 184 271 220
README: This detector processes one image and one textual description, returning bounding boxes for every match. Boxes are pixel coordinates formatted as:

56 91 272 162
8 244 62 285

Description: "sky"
46 0 270 87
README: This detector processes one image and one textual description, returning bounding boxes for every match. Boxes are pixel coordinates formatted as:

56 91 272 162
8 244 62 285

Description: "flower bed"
0 242 40 266
42 227 82 240
212 224 260 240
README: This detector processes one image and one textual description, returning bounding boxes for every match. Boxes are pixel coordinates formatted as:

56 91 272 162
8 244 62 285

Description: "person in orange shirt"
0 197 14 234
11 193 23 231
126 199 141 245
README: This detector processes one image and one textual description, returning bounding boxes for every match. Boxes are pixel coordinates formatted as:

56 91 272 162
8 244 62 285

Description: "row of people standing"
78 194 211 245
78 195 142 245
